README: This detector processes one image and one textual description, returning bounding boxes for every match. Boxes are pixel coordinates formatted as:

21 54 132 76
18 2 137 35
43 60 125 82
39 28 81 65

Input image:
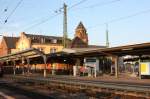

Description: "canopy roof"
0 48 45 61
75 42 150 56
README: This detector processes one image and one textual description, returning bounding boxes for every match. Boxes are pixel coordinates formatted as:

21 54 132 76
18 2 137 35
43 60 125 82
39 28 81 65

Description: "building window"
45 38 51 43
37 47 44 52
57 40 62 44
52 39 57 43
32 37 40 43
50 48 56 53
41 38 45 43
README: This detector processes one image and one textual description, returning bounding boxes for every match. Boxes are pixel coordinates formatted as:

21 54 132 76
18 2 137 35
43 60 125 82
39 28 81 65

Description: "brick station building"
0 22 106 75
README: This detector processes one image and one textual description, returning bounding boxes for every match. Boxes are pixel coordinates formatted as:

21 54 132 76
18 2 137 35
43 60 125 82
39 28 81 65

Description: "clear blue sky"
0 0 150 47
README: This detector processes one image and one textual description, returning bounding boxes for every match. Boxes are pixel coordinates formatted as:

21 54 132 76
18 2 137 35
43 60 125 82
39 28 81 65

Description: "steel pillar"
43 55 47 77
138 56 141 79
22 57 25 75
27 58 30 74
115 56 119 78
13 60 16 75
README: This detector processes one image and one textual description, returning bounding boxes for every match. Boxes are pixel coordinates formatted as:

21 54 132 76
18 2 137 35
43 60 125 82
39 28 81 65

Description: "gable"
0 38 8 49
3 37 19 49
16 33 30 50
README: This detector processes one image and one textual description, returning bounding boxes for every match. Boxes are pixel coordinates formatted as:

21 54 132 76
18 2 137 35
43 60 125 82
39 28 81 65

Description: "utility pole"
106 23 109 48
63 3 68 48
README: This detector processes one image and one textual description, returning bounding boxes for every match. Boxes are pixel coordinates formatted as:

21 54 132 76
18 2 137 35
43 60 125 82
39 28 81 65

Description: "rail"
7 75 150 98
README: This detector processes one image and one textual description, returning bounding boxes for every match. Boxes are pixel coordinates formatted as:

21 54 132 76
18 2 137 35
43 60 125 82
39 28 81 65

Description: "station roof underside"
66 42 150 57
0 48 45 62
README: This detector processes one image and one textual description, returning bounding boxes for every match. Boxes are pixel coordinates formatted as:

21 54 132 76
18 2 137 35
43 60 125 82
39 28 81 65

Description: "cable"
0 0 14 21
0 9 7 20
68 0 89 10
71 0 121 11
0 1 10 23
23 13 61 31
88 8 150 29
4 0 14 13
84 0 120 9
4 0 23 24
23 0 89 31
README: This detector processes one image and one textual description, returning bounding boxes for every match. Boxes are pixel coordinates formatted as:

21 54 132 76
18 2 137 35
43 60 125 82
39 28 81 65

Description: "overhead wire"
23 0 121 31
23 0 89 31
68 0 89 10
84 0 120 9
23 13 62 31
0 9 7 22
4 0 14 12
88 8 150 30
0 0 12 23
4 0 23 24
70 0 121 11
0 0 14 16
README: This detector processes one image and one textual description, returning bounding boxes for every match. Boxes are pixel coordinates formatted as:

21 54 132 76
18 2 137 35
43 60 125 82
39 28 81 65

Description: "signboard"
140 62 150 75
84 57 98 68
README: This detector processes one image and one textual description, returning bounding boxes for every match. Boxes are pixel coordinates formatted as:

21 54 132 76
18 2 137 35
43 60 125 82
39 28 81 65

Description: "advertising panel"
140 62 150 75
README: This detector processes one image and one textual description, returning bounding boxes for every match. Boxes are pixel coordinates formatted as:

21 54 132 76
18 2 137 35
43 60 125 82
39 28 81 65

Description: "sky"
0 0 150 47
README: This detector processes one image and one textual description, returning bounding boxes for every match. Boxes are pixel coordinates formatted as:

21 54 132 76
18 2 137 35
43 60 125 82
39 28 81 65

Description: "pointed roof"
76 21 86 30
3 36 19 49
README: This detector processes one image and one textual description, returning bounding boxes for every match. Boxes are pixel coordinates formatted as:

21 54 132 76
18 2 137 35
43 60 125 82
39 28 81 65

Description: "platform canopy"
101 42 150 56
74 42 150 57
47 48 105 58
0 48 45 62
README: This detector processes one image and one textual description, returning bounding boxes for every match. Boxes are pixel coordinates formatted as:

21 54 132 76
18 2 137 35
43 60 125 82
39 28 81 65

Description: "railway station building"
0 22 106 76
0 22 150 79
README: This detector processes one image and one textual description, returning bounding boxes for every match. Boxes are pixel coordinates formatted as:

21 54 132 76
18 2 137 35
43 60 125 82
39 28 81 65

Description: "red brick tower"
75 22 88 45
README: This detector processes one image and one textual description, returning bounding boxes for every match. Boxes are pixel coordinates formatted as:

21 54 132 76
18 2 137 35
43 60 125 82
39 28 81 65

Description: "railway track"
7 75 150 98
0 80 54 99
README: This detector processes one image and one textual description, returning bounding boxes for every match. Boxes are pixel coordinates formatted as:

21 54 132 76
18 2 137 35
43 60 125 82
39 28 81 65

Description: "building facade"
15 32 66 54
0 32 71 56
0 36 19 56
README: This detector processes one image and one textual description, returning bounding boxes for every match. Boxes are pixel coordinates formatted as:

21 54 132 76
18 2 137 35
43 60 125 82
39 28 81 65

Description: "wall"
32 44 63 54
0 38 8 56
16 33 31 51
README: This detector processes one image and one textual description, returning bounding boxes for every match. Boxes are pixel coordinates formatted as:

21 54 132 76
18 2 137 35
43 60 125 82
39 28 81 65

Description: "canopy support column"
27 58 30 74
139 56 141 79
43 55 47 78
75 58 81 67
114 56 119 78
75 58 81 76
13 60 16 76
22 57 25 75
